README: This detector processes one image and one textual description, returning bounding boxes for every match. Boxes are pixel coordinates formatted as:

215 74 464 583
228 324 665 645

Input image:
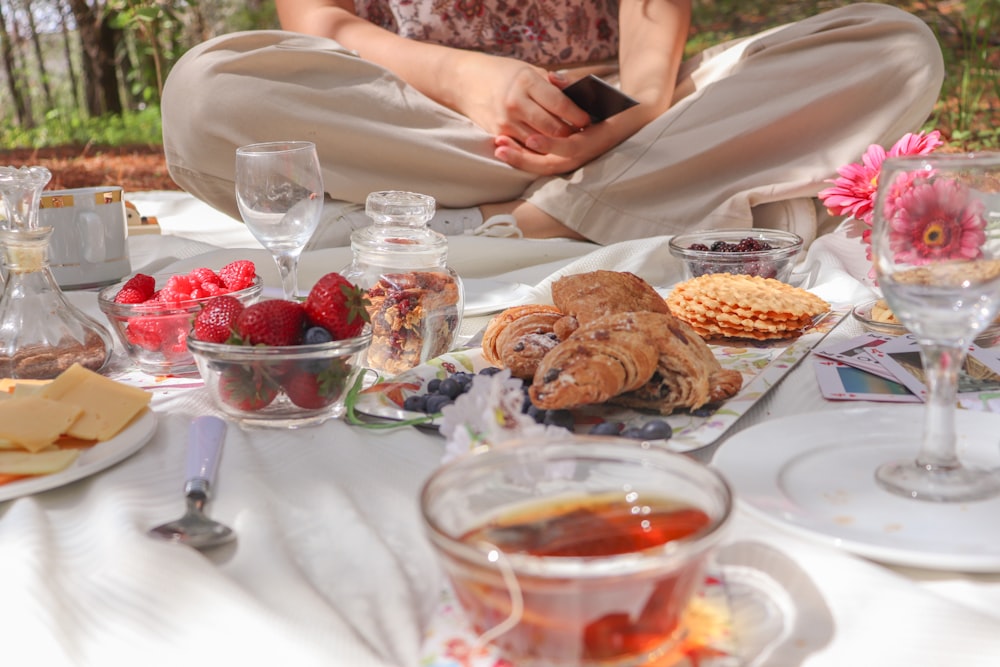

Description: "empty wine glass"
235 141 323 300
871 152 1000 502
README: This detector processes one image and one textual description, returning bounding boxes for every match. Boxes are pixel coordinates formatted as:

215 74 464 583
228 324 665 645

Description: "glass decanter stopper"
0 166 112 379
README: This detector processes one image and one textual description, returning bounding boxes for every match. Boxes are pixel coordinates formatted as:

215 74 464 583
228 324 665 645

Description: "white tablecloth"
2 197 1000 665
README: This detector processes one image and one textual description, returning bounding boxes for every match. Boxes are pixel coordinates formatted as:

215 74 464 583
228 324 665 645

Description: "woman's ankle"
480 201 587 240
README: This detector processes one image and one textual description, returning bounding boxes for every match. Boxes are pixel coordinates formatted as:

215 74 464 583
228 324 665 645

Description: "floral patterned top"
353 0 620 67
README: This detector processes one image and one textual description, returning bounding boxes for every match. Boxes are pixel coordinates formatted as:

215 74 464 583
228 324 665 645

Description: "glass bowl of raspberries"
186 272 373 428
97 260 263 375
667 229 803 282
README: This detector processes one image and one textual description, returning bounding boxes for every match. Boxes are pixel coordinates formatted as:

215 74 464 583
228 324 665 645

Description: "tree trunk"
67 0 122 116
59 0 83 113
22 0 55 110
0 2 33 127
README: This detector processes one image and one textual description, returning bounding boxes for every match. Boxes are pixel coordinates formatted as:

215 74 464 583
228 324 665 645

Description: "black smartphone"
561 74 639 123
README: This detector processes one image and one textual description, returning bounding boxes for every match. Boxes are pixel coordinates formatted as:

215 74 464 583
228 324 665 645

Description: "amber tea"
447 492 713 665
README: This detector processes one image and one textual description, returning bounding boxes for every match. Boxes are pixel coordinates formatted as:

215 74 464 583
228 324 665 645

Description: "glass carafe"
342 191 464 376
0 166 112 379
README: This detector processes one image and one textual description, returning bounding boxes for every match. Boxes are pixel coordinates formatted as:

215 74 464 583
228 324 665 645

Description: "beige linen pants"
161 3 943 247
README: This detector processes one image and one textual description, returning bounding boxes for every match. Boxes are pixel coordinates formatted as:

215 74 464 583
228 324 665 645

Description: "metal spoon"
148 415 236 550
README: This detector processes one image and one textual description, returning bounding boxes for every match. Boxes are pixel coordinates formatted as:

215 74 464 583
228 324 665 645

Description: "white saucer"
462 278 534 317
712 405 1000 572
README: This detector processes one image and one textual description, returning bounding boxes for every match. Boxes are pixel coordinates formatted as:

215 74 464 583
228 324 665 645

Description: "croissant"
550 270 670 338
481 305 563 379
530 311 742 414
610 314 743 414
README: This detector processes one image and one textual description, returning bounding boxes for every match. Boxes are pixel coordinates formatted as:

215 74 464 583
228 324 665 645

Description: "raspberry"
219 260 257 291
188 267 222 287
113 286 149 304
158 274 195 303
114 273 155 303
125 316 165 351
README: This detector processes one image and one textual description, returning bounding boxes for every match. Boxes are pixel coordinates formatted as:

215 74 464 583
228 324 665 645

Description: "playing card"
867 335 1000 401
814 333 900 381
813 356 920 403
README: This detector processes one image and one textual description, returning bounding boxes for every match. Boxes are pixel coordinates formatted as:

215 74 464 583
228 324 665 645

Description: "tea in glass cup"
420 436 733 666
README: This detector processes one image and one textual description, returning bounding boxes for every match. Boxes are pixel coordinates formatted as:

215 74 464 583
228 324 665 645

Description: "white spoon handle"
185 416 227 490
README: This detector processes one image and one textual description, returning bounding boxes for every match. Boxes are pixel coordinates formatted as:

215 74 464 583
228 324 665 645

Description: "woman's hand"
446 53 593 146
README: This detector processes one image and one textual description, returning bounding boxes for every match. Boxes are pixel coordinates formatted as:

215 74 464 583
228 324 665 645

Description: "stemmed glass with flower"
870 152 1000 502
235 141 323 300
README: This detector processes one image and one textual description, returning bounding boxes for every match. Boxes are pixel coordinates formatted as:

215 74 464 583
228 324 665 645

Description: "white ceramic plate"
0 408 157 503
713 405 1000 572
462 278 534 317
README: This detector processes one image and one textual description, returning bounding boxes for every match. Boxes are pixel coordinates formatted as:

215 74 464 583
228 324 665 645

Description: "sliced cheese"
39 364 151 441
0 396 83 452
0 449 80 475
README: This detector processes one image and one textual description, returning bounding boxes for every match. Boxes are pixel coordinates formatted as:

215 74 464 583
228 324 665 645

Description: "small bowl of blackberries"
668 229 803 283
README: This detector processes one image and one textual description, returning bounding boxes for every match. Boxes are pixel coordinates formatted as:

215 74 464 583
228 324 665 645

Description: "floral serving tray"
353 306 847 453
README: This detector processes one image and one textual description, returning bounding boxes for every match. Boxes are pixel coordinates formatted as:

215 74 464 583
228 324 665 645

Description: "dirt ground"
0 145 180 192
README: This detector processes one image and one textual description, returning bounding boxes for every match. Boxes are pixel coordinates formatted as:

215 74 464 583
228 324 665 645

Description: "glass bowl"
98 274 263 375
420 435 733 667
668 229 803 283
187 326 372 428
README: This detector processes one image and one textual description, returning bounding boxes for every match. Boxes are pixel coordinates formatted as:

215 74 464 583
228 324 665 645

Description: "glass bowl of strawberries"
98 261 263 376
186 272 373 428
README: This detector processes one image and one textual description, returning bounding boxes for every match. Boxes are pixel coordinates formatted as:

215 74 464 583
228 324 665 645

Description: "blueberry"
640 419 673 440
526 404 547 423
588 422 621 436
453 373 474 390
402 394 427 413
425 394 452 414
620 426 645 440
304 326 333 344
479 366 503 376
691 406 715 417
543 409 574 430
438 377 462 399
426 378 442 393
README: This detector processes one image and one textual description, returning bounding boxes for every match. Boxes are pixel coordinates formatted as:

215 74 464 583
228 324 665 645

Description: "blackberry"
688 243 711 251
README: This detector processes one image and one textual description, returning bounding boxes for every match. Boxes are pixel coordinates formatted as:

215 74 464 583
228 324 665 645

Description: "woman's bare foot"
480 200 588 240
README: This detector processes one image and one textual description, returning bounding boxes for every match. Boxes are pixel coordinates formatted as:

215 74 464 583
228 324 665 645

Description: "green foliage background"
0 0 996 151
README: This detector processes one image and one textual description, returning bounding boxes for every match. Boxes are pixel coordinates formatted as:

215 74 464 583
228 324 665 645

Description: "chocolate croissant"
530 311 742 414
481 305 563 379
550 270 670 339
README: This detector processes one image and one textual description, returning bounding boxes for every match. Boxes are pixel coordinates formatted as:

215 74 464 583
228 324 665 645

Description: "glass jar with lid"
341 191 463 376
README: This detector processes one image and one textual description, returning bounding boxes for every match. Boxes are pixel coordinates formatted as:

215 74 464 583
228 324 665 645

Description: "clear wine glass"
871 152 1000 502
235 141 323 300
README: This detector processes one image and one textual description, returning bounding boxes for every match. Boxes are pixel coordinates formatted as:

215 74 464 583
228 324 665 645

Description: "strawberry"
114 273 155 303
235 299 306 346
218 364 279 411
304 273 370 340
282 359 352 409
193 295 246 343
219 260 257 291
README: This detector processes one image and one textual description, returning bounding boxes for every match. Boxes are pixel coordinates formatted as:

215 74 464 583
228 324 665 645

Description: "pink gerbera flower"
888 178 986 265
818 130 943 226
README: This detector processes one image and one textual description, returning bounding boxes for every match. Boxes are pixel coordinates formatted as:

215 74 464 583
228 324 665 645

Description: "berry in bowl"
98 261 262 375
667 229 803 282
187 272 372 428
